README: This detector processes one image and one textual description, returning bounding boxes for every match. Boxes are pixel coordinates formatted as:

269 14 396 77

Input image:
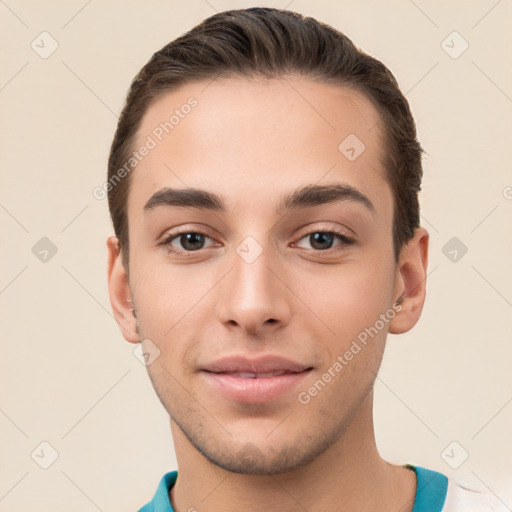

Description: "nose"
215 240 292 336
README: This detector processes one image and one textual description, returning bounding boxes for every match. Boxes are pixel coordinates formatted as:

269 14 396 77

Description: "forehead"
129 76 390 217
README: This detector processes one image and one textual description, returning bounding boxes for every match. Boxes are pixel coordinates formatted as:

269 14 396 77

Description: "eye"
159 228 354 257
160 230 217 255
295 230 355 251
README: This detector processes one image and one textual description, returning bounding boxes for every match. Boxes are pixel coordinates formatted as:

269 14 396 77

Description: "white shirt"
442 479 497 511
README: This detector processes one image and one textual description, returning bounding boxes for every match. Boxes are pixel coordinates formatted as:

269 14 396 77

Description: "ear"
107 235 139 343
388 227 429 335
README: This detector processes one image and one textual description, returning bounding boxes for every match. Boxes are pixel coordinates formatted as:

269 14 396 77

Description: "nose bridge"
215 235 291 333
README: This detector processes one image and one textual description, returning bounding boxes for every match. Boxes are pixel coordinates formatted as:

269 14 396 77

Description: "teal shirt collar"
406 464 448 512
138 465 448 512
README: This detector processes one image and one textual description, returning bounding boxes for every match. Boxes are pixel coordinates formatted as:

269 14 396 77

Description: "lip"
201 355 313 404
202 355 311 374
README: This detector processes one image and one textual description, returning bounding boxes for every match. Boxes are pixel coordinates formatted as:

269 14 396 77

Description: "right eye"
160 230 218 255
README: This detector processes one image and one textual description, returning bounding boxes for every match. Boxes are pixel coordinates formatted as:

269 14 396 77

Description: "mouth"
213 370 296 378
200 355 313 404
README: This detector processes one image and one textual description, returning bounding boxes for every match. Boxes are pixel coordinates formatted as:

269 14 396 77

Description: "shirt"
137 464 496 511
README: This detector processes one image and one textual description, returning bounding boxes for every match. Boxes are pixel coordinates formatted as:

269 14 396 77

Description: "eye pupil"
310 232 334 250
181 233 204 251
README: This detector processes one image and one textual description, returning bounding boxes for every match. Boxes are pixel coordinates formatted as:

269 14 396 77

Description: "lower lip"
201 370 311 404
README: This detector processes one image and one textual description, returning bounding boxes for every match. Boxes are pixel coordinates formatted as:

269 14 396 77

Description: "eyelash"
160 230 219 258
293 230 355 252
159 227 355 258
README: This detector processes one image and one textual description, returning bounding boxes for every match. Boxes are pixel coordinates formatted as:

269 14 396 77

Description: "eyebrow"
143 183 376 215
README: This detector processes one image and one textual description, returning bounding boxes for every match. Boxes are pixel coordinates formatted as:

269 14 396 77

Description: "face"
108 76 427 475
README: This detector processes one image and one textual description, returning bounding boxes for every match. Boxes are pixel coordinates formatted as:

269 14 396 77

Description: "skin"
107 76 429 512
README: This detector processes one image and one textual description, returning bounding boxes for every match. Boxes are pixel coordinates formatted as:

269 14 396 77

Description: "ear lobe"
388 227 429 335
107 235 139 344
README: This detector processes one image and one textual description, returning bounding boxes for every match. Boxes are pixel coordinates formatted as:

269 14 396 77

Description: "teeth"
232 371 287 378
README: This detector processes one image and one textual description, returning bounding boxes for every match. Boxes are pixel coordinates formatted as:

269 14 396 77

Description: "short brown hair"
107 7 423 268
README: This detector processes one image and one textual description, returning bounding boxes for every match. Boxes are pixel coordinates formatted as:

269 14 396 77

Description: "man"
106 7 495 511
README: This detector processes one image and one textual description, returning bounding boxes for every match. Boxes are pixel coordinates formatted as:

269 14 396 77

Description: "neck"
169 390 416 512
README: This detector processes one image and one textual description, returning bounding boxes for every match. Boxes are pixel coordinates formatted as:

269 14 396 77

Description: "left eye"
295 231 354 251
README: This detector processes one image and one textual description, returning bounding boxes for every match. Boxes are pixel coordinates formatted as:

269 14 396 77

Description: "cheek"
293 261 392 343
130 261 212 349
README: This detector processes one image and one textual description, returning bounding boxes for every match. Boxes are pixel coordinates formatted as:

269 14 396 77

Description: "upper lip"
202 355 312 374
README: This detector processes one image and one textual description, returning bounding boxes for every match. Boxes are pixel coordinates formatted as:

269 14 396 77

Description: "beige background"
1 0 511 510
